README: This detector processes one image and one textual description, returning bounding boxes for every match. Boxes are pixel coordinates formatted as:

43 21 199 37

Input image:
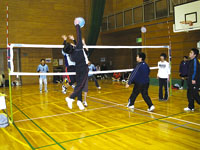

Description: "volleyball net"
7 43 171 122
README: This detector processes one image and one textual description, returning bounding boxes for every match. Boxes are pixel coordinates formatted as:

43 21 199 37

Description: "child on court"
157 53 170 101
126 52 155 112
37 59 49 93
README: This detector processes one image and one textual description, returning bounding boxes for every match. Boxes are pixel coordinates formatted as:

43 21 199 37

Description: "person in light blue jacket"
88 61 101 89
37 59 49 93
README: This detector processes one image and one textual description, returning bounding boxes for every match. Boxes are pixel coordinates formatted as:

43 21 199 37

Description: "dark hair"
191 48 199 57
183 56 188 59
160 53 167 59
138 52 146 61
41 59 45 62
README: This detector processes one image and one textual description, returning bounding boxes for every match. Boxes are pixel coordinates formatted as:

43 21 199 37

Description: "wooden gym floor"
0 80 200 150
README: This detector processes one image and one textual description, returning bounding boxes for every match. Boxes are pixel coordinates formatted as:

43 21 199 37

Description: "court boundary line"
14 102 130 123
13 103 66 150
87 95 200 126
88 97 200 132
13 91 200 149
35 111 184 149
12 122 35 150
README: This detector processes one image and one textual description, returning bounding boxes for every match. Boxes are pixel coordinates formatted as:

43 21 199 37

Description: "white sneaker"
65 97 75 109
62 85 67 94
128 105 134 109
97 87 101 90
83 101 88 107
184 107 194 111
179 87 183 90
148 105 155 112
77 101 85 110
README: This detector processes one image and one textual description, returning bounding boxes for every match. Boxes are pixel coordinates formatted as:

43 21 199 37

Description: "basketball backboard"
173 0 200 32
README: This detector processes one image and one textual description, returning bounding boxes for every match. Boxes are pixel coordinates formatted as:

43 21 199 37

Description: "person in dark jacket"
65 18 89 110
184 48 200 111
126 52 155 112
179 56 188 89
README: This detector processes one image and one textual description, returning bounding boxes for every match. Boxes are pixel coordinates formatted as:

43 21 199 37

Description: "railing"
101 0 195 31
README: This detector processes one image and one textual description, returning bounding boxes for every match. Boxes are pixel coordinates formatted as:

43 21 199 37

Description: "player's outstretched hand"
62 35 67 40
69 35 74 41
125 84 129 88
74 19 80 25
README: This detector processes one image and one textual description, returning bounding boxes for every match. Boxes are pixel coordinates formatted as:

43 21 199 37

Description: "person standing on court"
179 56 188 90
184 48 200 111
37 59 49 93
126 52 155 112
88 61 101 89
157 53 170 101
65 17 89 110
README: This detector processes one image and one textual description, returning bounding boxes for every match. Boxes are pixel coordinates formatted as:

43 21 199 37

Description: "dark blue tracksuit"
179 60 188 87
128 62 153 108
187 58 200 109
69 25 88 101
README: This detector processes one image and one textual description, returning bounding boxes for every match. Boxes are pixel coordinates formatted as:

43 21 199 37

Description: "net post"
6 3 13 123
8 69 13 123
168 46 172 96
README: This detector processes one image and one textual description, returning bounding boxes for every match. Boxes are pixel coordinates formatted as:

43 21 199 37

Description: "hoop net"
180 20 193 32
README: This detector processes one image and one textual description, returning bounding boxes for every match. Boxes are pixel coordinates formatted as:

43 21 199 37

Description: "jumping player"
65 18 88 110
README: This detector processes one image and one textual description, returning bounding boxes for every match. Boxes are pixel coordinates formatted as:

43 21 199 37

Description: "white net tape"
9 44 169 76
10 67 159 76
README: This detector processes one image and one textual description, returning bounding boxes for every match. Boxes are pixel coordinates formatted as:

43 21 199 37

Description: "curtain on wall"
86 0 106 57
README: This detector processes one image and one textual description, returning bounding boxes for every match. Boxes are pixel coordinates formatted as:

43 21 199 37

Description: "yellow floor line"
1 127 30 149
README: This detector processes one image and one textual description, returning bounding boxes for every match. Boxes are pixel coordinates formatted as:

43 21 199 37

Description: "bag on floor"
0 114 9 128
173 83 180 89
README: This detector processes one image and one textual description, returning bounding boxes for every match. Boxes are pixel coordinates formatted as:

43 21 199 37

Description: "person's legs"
187 87 195 109
128 84 141 107
67 66 88 110
70 65 88 101
164 79 168 100
83 77 88 104
194 86 200 105
67 66 76 86
39 78 43 92
181 77 185 87
44 78 48 92
92 75 100 88
159 78 163 100
141 83 153 108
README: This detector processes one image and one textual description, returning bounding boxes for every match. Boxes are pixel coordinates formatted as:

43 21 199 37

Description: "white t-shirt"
157 61 170 79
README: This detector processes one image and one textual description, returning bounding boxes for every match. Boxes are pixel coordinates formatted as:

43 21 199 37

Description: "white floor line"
15 89 200 127
14 99 144 123
87 96 200 127
14 102 128 123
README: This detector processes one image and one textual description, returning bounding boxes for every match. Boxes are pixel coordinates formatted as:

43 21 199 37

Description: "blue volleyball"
74 17 85 28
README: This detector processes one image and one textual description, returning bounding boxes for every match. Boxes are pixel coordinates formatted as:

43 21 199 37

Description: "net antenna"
179 20 193 32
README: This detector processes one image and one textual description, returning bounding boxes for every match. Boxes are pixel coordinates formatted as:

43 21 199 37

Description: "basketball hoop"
180 21 193 32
